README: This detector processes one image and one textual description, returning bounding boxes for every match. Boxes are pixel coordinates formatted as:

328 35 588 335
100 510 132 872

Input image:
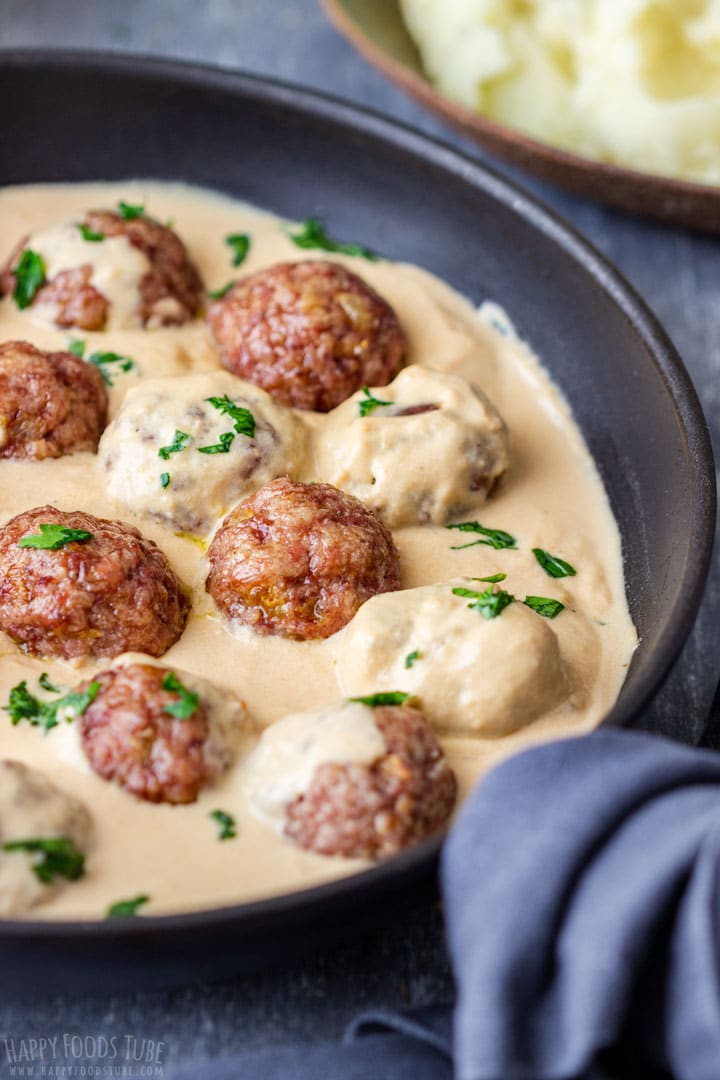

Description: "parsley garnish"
197 432 235 455
404 650 422 669
106 894 150 918
160 472 171 489
158 430 191 460
523 596 565 619
350 692 411 708
87 351 135 386
532 548 577 579
474 573 507 583
18 524 93 550
78 223 104 242
446 522 517 551
225 233 251 267
2 837 85 884
12 249 45 309
208 281 235 300
205 395 256 438
452 584 515 620
289 218 378 261
118 201 145 221
3 678 100 733
210 809 237 841
68 338 86 358
162 672 200 719
39 673 60 693
358 387 392 418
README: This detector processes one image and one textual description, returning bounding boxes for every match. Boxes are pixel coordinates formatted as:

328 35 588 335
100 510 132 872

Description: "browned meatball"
285 704 457 858
207 260 407 412
0 506 189 660
0 340 108 459
0 211 203 330
206 478 400 640
79 663 231 805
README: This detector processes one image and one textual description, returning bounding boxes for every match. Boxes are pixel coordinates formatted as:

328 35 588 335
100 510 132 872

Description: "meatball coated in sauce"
78 663 240 805
314 365 510 526
99 371 309 534
336 580 570 737
0 760 92 916
206 479 401 640
207 260 407 412
0 340 108 460
0 506 189 661
0 210 203 331
242 701 456 859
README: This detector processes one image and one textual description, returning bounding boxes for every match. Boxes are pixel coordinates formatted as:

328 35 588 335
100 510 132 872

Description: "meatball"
241 700 456 858
0 340 108 460
0 760 92 916
0 210 202 330
78 662 243 804
207 260 407 412
336 580 570 737
99 371 308 534
0 506 189 660
314 365 510 526
206 479 400 640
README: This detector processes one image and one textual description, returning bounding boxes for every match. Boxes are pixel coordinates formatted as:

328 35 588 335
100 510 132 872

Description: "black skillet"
0 52 714 994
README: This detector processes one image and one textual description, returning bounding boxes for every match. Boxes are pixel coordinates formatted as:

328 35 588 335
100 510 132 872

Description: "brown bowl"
323 0 720 232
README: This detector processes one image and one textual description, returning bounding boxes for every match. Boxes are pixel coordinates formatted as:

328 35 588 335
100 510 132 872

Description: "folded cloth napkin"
445 728 720 1080
172 727 720 1080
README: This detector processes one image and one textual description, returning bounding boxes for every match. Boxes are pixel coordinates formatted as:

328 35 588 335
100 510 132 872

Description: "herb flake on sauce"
162 673 200 719
118 201 145 221
446 522 517 551
210 810 237 841
404 650 422 669
207 281 235 301
12 249 45 309
452 584 515 620
358 387 392 418
77 223 104 242
106 894 150 918
532 548 577 579
205 395 256 438
158 430 191 460
3 678 99 733
197 432 235 455
225 233 251 267
289 217 379 261
349 692 411 708
2 837 85 884
523 595 565 619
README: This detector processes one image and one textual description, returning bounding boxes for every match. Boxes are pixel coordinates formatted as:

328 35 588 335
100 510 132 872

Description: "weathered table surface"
1 1 718 1074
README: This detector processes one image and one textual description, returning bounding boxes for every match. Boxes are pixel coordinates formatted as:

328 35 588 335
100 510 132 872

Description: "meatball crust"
207 260 407 412
83 210 203 327
0 211 202 330
0 506 189 660
0 340 108 460
79 663 233 805
286 704 456 857
206 479 400 640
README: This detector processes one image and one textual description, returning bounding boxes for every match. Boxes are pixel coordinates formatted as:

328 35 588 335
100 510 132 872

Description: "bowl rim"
0 48 714 940
322 0 720 224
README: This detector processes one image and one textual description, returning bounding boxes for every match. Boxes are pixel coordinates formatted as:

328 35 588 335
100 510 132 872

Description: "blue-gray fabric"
172 728 720 1079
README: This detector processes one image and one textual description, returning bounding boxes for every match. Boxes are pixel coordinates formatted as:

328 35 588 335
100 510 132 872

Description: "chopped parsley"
289 217 378 261
532 548 577 579
358 386 392 418
197 432 235 455
78 223 104 242
474 573 507 584
210 809 237 841
523 595 565 619
446 521 517 551
452 584 515 620
350 692 411 708
68 338 86 358
38 673 60 694
404 649 422 669
3 678 100 733
118 200 145 221
205 395 256 438
12 249 45 309
160 472 171 489
225 233 251 267
162 672 200 719
208 281 235 301
158 430 191 460
106 894 150 918
18 524 93 550
2 837 85 884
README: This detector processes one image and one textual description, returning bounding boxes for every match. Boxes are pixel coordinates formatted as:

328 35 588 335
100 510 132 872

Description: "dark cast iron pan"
0 52 714 995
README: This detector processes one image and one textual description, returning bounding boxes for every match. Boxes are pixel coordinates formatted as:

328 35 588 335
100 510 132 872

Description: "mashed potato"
401 0 720 184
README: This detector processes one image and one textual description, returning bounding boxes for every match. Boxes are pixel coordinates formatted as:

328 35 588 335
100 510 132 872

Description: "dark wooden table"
1 1 718 1074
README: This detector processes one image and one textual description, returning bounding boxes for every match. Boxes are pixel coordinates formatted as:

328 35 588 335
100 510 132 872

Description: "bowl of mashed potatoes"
324 0 720 230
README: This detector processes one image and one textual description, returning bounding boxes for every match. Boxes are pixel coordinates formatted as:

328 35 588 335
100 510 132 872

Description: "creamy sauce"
0 182 637 919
